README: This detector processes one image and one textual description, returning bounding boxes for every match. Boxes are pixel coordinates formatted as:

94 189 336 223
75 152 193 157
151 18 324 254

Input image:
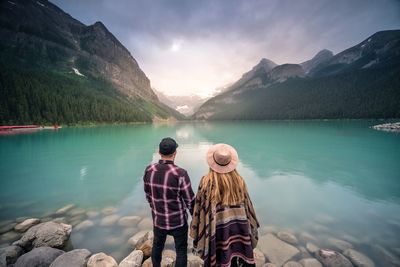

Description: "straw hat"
206 143 239 174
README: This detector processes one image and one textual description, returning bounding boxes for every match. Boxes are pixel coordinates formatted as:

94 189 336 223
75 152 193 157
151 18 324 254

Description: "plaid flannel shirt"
143 160 195 230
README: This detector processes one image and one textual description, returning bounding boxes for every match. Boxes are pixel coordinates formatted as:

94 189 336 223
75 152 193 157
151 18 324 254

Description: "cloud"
51 0 400 96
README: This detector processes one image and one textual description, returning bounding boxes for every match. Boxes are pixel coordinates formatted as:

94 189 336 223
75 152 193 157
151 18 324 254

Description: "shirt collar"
159 159 174 164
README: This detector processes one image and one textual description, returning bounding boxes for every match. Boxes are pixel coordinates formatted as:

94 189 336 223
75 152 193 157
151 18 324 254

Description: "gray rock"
0 245 24 266
282 261 302 267
75 220 95 231
306 243 319 254
327 238 353 252
264 264 277 267
15 222 72 250
258 234 299 267
0 231 21 244
277 231 298 245
187 253 203 267
15 247 64 267
14 218 40 233
119 250 143 267
118 216 141 227
56 204 75 215
128 231 152 248
298 258 322 267
87 252 118 267
0 223 17 235
343 249 375 267
137 218 153 231
50 249 91 267
371 245 400 266
315 249 353 267
51 218 67 224
298 232 317 244
100 215 120 226
253 248 265 267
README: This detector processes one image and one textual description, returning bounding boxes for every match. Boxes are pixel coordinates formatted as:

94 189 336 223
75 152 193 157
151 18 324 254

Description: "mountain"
301 49 333 74
0 0 183 125
193 30 400 120
154 90 208 116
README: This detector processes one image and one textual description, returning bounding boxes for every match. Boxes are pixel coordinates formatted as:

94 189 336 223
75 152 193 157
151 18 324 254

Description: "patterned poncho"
189 178 260 267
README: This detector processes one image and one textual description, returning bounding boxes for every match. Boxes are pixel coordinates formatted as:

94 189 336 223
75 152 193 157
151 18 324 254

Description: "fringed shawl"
189 177 260 267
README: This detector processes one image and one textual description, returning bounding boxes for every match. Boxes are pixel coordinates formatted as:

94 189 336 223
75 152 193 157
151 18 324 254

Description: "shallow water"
1 121 400 263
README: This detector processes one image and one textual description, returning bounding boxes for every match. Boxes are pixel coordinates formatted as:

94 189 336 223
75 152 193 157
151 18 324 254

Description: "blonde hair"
201 168 248 206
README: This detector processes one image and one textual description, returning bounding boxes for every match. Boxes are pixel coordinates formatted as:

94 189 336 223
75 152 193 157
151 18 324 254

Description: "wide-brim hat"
206 143 239 174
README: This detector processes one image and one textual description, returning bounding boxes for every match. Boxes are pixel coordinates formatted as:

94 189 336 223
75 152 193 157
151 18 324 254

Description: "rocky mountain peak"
268 64 305 82
301 49 334 74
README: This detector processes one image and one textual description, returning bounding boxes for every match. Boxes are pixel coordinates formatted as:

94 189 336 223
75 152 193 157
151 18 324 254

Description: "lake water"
1 121 400 264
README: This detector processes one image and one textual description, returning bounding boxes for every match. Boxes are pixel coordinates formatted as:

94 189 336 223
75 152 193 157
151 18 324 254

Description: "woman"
190 143 259 267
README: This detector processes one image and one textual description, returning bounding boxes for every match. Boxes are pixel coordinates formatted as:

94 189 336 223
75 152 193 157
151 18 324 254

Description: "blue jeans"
152 224 188 267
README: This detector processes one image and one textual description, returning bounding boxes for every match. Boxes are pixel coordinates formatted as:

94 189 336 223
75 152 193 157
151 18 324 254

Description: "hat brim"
206 143 239 174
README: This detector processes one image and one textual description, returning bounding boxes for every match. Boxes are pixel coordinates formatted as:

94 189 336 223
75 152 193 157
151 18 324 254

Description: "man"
143 137 195 267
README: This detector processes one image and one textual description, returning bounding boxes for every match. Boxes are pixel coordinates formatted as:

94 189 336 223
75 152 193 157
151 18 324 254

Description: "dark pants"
152 224 188 267
230 257 256 267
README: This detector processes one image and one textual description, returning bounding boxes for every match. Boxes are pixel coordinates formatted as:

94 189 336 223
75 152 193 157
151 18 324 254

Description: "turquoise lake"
1 121 400 263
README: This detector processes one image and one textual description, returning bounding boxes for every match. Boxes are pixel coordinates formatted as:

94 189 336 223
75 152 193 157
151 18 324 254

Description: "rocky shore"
1 205 400 267
372 122 400 132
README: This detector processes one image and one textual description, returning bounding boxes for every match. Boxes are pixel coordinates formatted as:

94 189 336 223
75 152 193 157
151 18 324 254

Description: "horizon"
51 0 400 97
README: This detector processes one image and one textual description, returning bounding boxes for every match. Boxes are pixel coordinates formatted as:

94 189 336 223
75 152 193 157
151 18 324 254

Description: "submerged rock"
119 250 143 267
277 231 298 245
283 261 302 267
315 249 353 267
118 216 141 227
87 252 118 267
343 249 375 267
75 220 95 231
0 245 24 266
100 215 120 226
258 234 299 267
138 218 153 231
15 222 72 250
14 218 40 233
371 245 400 267
298 258 322 267
327 238 353 252
56 204 75 215
102 207 117 216
298 232 317 244
0 223 16 235
50 249 91 267
15 247 64 267
0 231 21 244
306 243 319 254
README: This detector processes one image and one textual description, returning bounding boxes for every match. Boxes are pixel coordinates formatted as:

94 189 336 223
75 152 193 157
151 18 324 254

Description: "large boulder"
137 239 152 257
0 245 24 266
258 234 299 267
14 218 40 233
128 231 152 248
14 222 72 250
87 252 118 267
119 250 143 267
315 249 353 267
50 249 91 267
14 247 64 267
343 249 375 267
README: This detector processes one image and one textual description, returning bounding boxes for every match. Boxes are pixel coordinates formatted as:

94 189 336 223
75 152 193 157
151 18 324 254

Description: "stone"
277 231 298 245
283 261 302 267
299 258 322 267
340 234 361 245
102 207 117 216
119 250 143 267
258 234 299 267
0 223 16 235
253 248 265 267
142 258 152 267
14 247 64 267
68 208 87 217
75 220 95 231
104 237 123 248
50 249 91 267
315 249 353 267
343 249 375 267
15 217 29 223
100 215 120 226
51 217 67 224
306 243 319 254
187 253 203 267
138 218 153 230
298 232 317 244
56 204 75 215
0 231 21 244
165 235 174 246
87 252 118 267
15 221 72 250
140 250 176 267
128 230 152 248
14 218 40 232
0 245 24 266
138 239 152 257
260 226 278 235
327 238 353 252
118 216 141 227
87 211 100 218
264 264 277 267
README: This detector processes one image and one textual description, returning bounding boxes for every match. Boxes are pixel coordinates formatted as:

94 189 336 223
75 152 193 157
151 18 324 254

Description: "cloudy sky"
52 0 400 97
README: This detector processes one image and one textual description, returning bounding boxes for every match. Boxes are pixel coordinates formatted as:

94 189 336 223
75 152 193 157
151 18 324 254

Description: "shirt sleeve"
143 169 153 208
179 171 195 216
